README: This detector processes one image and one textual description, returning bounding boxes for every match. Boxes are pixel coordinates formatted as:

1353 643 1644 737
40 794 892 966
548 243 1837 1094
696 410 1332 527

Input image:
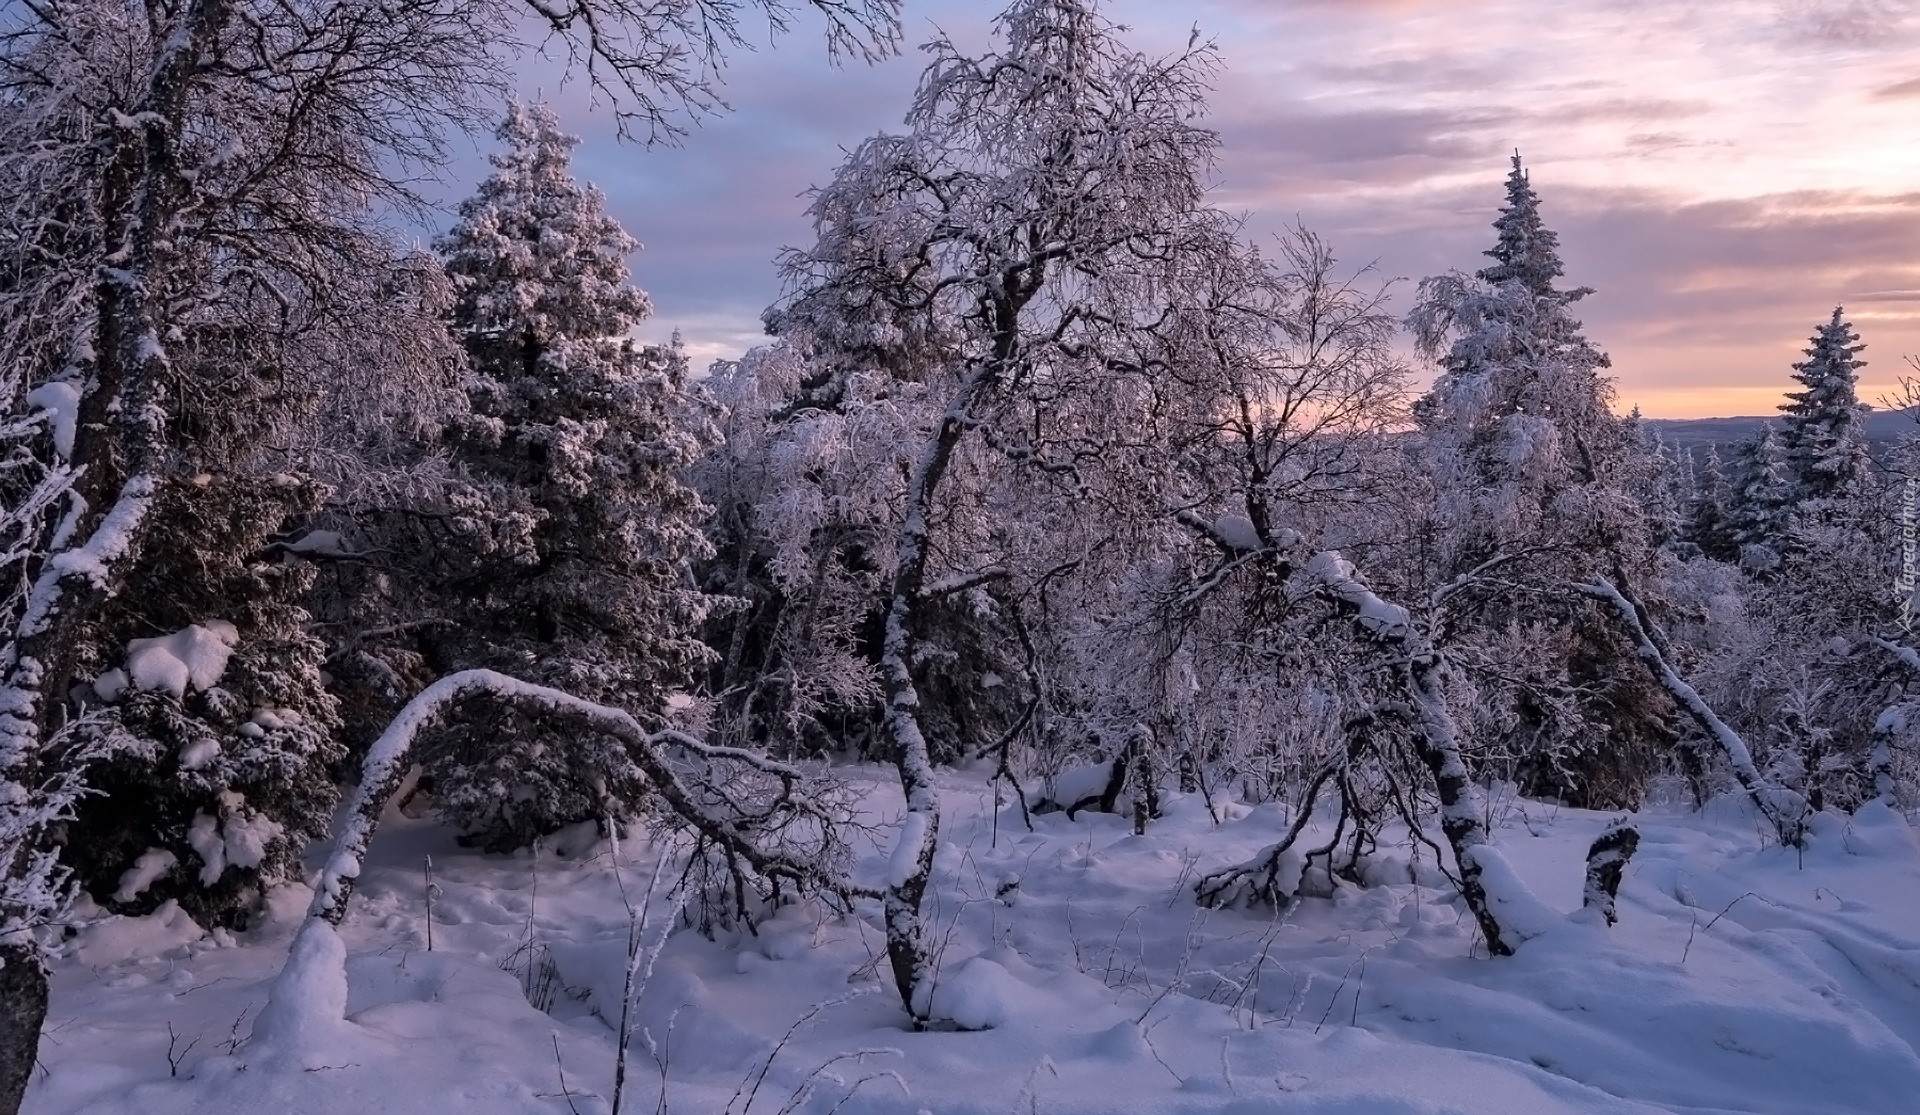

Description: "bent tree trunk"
1580 578 1807 848
1305 551 1556 956
877 364 995 1026
258 669 876 1051
303 670 870 925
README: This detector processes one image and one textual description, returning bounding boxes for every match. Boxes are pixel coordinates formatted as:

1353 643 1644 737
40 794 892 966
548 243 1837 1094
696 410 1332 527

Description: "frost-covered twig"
1580 578 1807 847
724 987 883 1115
1194 755 1340 909
611 847 686 1115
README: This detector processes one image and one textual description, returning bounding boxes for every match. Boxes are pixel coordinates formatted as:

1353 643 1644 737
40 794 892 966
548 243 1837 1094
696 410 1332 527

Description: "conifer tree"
1624 408 1684 551
1688 443 1741 562
1779 307 1873 507
1406 154 1669 806
414 104 717 849
1408 154 1633 572
1732 423 1795 570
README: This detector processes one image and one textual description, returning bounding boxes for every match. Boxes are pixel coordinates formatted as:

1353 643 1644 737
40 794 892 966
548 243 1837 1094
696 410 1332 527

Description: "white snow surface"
25 767 1920 1115
125 621 240 699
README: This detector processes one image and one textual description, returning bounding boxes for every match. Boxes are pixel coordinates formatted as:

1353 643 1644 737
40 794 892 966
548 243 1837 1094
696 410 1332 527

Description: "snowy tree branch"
306 669 877 925
1578 577 1807 847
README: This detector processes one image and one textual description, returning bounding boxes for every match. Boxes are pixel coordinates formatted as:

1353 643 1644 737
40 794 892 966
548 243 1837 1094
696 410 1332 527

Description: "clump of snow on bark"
111 848 178 904
25 380 81 458
889 810 929 886
126 621 240 699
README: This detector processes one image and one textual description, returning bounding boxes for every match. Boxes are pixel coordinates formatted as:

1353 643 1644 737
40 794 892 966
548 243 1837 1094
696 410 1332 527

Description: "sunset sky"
496 0 1920 419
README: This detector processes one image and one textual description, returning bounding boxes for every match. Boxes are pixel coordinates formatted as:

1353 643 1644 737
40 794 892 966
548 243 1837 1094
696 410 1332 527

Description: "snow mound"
247 920 351 1069
73 900 204 966
928 955 1026 1030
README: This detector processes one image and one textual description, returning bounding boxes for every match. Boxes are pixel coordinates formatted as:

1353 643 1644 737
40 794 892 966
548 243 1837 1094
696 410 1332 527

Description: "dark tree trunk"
0 943 48 1115
1582 824 1640 926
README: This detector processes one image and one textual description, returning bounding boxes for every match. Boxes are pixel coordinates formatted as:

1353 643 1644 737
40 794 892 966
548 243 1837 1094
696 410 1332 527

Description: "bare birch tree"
767 0 1228 1025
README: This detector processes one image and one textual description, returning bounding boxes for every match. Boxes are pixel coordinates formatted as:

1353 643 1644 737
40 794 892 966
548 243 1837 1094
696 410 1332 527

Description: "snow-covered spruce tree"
1405 154 1672 808
1685 443 1742 562
0 0 499 1078
58 478 343 928
1780 307 1874 510
1623 408 1685 552
1670 311 1899 818
399 103 718 851
0 1 902 1107
768 0 1230 1024
1730 422 1795 572
1727 308 1874 570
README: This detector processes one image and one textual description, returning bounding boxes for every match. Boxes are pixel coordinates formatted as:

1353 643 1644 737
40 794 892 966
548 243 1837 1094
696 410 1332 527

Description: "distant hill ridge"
1648 410 1915 453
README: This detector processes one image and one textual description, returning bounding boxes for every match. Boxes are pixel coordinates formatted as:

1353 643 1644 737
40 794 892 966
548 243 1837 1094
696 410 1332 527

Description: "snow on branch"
1872 637 1920 679
305 669 879 924
12 475 155 644
1579 577 1807 847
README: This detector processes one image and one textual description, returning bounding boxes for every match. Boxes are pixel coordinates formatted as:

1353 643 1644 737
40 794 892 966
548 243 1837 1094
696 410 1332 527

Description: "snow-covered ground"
24 767 1920 1115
